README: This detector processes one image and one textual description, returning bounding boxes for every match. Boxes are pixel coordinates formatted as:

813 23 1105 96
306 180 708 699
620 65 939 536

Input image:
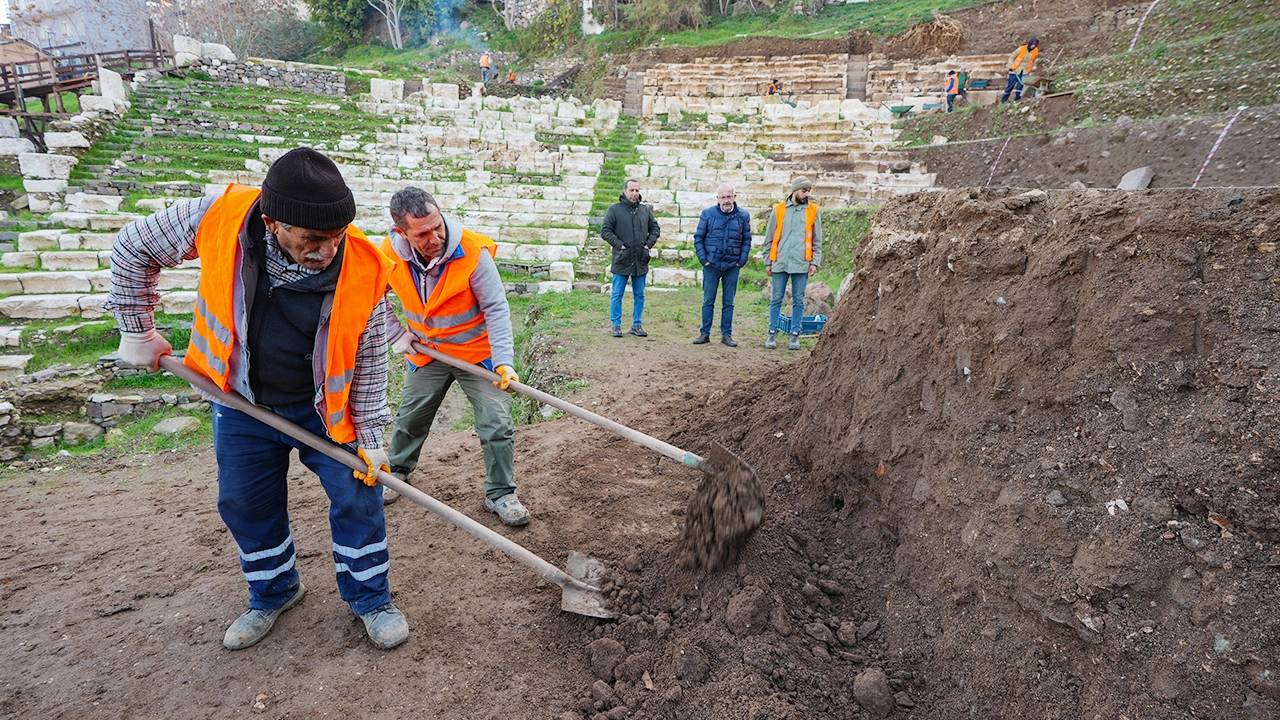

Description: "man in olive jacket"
764 176 822 350
601 179 661 337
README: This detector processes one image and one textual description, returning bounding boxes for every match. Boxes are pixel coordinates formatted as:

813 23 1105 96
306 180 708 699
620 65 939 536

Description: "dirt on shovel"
676 441 766 572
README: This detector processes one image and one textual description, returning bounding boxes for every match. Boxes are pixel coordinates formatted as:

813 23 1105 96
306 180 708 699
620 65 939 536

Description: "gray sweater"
383 213 515 368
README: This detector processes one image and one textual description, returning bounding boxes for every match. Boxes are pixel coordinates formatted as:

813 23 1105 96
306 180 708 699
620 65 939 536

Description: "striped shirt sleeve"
105 196 214 333
350 297 392 449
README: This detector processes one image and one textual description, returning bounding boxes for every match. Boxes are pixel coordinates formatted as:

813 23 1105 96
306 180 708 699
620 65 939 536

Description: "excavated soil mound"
586 188 1280 720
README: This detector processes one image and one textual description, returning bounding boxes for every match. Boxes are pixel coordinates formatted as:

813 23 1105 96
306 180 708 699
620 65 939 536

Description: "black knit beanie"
260 147 356 231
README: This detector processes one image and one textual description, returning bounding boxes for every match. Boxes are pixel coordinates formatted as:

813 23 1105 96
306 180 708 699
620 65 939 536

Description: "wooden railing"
0 48 171 100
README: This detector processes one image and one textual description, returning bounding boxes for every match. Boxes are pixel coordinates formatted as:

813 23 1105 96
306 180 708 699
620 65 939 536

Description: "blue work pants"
212 400 390 616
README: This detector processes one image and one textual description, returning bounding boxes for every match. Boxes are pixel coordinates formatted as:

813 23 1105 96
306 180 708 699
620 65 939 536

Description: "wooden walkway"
0 49 171 112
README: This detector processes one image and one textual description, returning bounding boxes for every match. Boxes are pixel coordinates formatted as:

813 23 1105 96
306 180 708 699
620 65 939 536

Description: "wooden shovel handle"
408 341 706 470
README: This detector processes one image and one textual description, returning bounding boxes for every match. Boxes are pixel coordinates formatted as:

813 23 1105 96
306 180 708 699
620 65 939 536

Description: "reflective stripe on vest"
769 201 818 263
383 228 497 367
186 183 392 444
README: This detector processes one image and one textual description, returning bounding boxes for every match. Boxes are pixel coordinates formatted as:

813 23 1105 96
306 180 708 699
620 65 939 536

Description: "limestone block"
23 179 66 193
19 153 78 180
161 291 197 315
158 268 201 290
549 261 574 283
536 281 571 294
0 294 84 319
66 193 125 213
514 244 579 262
39 252 101 271
173 34 202 55
87 270 112 291
174 51 199 68
88 214 141 231
0 117 18 137
134 198 170 214
0 138 36 155
494 242 517 259
75 233 117 251
18 229 64 251
201 43 237 61
0 276 21 294
27 194 61 213
545 228 587 247
0 354 32 379
98 67 127 100
1117 167 1155 190
2 252 37 267
44 131 90 149
18 271 91 293
79 95 125 114
502 227 547 243
78 294 108 318
370 78 405 102
648 267 700 287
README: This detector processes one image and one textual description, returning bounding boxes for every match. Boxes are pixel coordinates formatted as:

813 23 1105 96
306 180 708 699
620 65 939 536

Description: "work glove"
390 326 416 355
493 365 518 391
118 329 172 371
355 446 391 486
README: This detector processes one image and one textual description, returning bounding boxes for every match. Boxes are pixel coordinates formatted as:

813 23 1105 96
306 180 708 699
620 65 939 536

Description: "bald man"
692 184 753 346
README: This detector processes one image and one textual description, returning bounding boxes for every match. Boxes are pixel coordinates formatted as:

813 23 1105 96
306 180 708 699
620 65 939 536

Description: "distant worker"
378 187 528 527
506 69 516 84
480 51 492 82
767 79 780 95
1001 36 1039 103
945 70 960 112
601 179 661 338
692 183 752 347
957 66 970 101
764 176 822 351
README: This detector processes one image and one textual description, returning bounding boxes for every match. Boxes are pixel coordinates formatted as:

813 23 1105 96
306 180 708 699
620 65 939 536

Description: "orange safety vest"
767 83 778 95
946 75 958 95
480 53 491 69
186 183 392 444
382 229 498 367
1011 45 1038 73
770 201 819 263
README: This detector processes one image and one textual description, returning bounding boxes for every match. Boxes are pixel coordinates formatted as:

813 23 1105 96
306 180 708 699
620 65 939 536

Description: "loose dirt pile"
676 442 765 572
595 187 1280 719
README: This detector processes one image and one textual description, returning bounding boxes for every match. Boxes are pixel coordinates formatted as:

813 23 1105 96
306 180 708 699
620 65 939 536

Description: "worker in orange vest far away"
766 78 780 95
763 176 822 351
105 147 409 652
506 69 516 84
480 51 492 82
1001 36 1039 103
377 186 528 528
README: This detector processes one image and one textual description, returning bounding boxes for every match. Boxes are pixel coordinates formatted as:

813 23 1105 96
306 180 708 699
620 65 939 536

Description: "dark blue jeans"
1001 73 1024 102
212 400 390 615
700 264 740 337
769 272 807 333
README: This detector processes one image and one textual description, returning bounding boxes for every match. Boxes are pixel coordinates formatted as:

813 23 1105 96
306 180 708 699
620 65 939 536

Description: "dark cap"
260 147 356 231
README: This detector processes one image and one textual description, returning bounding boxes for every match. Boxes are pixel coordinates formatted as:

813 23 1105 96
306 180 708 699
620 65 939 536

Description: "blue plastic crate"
777 314 827 336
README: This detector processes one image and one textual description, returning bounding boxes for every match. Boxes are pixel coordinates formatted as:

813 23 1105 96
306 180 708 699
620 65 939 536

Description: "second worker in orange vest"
379 187 529 526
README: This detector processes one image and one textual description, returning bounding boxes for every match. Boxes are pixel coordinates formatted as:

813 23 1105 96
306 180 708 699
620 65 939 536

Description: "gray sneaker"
382 468 408 506
359 603 409 649
485 492 531 526
788 332 802 350
223 583 306 650
765 330 778 349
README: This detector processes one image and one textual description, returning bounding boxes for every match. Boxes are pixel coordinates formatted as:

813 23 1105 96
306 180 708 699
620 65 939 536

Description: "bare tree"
367 0 408 49
152 0 314 60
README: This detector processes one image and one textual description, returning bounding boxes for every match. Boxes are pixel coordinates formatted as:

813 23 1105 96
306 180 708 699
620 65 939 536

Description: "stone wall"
193 58 347 96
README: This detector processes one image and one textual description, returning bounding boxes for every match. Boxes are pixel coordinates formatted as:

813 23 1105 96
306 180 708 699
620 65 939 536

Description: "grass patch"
103 373 193 392
5 314 192 373
814 206 877 288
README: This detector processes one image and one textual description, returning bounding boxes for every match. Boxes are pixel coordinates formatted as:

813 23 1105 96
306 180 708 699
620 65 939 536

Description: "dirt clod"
676 442 765 572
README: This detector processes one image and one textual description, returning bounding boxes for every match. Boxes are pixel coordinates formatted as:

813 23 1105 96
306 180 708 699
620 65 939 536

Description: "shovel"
407 340 765 571
157 355 613 619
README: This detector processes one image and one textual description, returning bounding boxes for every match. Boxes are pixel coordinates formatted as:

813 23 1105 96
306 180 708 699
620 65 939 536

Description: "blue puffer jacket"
693 203 753 271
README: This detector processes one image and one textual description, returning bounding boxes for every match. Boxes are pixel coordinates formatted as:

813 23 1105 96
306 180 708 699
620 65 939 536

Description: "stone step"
0 267 199 295
0 291 195 320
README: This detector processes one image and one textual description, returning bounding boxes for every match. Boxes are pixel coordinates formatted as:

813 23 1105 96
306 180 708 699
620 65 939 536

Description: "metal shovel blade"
563 551 613 618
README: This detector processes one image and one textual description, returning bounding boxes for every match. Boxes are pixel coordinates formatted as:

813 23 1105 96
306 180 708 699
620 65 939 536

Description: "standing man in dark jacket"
601 179 661 337
692 183 752 347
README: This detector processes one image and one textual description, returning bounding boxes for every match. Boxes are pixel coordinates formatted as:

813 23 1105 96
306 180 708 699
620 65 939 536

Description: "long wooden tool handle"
156 355 597 594
408 340 706 470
